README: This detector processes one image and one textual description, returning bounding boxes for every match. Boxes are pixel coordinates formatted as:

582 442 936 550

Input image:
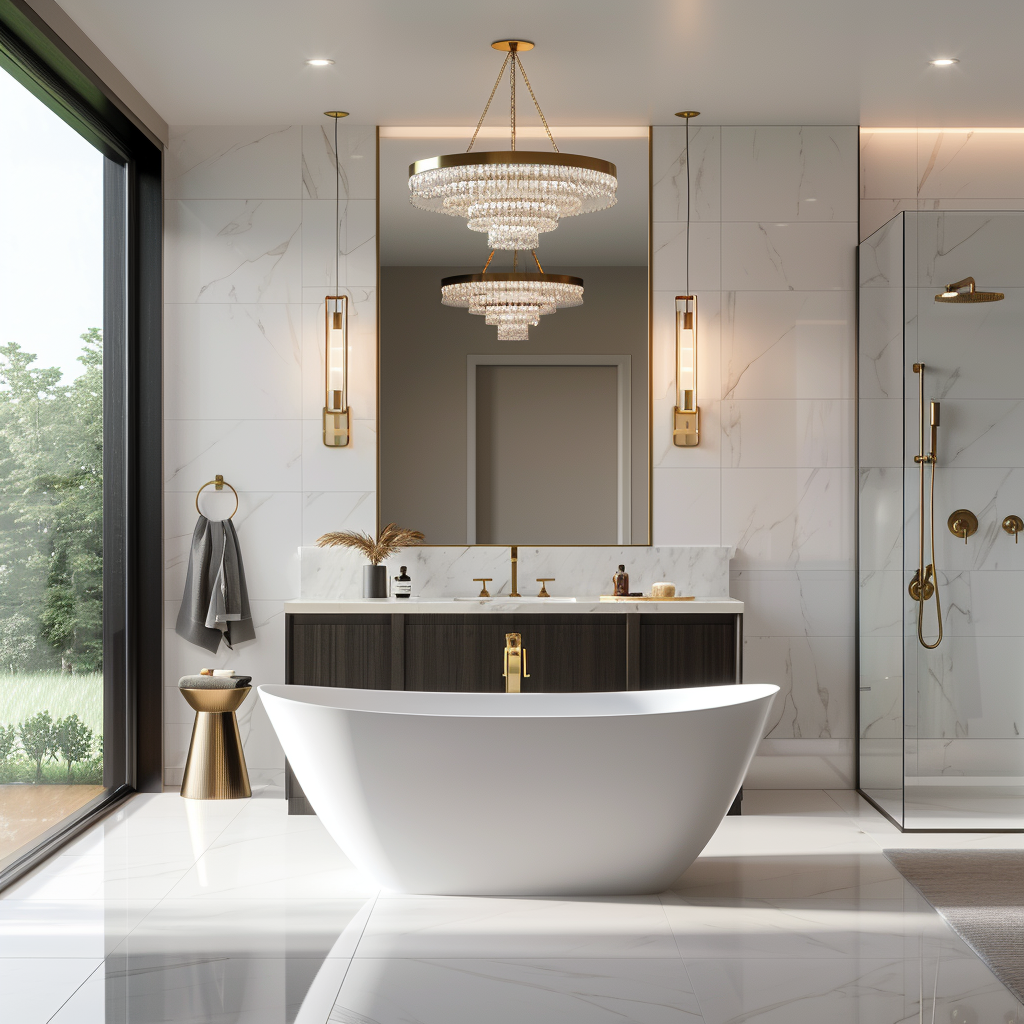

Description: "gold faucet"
503 633 529 693
509 545 520 597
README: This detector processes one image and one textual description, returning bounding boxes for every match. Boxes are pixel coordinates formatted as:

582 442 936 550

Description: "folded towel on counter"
178 674 253 689
175 515 256 654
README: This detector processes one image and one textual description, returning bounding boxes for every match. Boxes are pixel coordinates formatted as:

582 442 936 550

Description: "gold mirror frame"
375 126 654 546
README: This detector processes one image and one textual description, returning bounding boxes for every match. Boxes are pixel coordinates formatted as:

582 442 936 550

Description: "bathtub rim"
258 682 779 719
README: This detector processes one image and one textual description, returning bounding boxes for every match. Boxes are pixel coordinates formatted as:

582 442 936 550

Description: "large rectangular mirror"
378 128 651 545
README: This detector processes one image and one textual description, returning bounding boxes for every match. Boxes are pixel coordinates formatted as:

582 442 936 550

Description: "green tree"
55 714 93 782
0 723 15 762
0 613 36 672
0 330 103 673
18 710 55 782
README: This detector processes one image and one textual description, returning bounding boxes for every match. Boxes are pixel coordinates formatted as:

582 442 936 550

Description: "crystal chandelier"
441 251 583 341
409 40 617 251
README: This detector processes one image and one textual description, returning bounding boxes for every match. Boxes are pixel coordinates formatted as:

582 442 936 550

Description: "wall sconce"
673 294 699 446
323 294 350 446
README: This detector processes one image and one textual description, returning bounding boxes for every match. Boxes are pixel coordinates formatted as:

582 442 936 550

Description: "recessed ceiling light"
929 58 959 66
306 58 335 66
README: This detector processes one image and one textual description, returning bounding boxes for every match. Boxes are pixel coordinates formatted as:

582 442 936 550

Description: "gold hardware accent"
179 686 252 800
536 578 554 597
510 545 520 597
934 276 1004 303
439 270 585 288
409 149 616 177
473 578 492 597
675 111 701 119
674 294 699 446
323 294 350 447
503 633 529 693
911 363 943 648
195 475 239 519
491 39 534 52
1003 515 1024 543
908 565 935 602
323 111 349 118
948 509 978 543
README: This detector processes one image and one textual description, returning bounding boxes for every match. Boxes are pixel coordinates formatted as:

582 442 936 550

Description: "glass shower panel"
859 210 1024 830
904 211 1024 830
858 216 906 826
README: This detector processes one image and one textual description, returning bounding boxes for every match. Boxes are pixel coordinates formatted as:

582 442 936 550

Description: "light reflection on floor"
0 788 1020 1023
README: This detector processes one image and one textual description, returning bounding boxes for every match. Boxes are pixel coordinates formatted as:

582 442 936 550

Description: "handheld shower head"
935 276 1004 303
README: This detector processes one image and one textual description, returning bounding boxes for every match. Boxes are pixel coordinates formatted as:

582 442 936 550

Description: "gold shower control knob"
947 509 979 543
1003 515 1024 543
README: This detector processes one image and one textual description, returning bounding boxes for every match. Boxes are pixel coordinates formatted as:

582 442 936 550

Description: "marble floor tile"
355 896 679 959
0 956 103 1024
332 957 704 1024
0 899 151 958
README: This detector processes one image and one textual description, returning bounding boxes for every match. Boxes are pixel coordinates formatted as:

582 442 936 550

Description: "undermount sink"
453 596 578 603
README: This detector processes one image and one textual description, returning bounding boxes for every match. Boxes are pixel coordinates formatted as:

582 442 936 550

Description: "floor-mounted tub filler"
259 682 778 896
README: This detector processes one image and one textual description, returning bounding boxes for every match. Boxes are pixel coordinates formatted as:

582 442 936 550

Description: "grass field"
0 671 103 734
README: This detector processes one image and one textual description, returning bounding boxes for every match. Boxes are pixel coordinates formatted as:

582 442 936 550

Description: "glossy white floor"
2 789 1022 1024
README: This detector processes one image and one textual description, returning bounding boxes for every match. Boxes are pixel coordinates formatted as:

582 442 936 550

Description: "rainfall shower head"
934 276 1004 303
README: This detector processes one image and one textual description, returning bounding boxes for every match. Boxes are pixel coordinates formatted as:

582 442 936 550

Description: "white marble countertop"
284 597 743 614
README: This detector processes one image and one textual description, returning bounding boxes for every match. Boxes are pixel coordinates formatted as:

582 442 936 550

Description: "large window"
0 2 161 885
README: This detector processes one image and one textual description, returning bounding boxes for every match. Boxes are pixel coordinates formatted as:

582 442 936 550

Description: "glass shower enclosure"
859 210 1024 830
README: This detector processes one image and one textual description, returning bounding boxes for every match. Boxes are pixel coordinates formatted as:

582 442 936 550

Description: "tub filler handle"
503 633 529 693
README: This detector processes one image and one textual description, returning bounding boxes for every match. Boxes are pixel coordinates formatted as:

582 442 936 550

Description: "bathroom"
1 2 1024 1021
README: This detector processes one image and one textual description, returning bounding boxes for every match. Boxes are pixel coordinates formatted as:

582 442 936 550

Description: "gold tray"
599 595 695 602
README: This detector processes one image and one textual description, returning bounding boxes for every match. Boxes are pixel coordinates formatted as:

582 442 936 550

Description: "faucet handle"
1003 515 1024 543
536 578 555 598
473 578 492 597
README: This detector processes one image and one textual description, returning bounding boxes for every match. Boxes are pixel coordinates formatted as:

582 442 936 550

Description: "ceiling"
379 135 649 266
55 0 1024 127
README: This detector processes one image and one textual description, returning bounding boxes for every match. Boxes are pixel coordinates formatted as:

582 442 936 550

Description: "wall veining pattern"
162 123 859 790
652 125 859 786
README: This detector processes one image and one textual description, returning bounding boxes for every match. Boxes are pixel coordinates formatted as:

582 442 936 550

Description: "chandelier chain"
515 55 559 153
513 248 518 272
510 51 516 151
482 250 495 274
531 249 544 273
467 51 511 153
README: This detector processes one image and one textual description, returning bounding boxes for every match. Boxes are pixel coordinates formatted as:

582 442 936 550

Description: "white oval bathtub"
259 683 778 896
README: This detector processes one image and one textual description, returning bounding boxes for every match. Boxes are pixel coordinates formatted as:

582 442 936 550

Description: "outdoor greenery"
0 330 103 784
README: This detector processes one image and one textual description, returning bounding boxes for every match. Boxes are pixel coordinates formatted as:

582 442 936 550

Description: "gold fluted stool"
180 686 252 799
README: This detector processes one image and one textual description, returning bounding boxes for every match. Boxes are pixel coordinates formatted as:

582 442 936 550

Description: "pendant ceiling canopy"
409 41 618 252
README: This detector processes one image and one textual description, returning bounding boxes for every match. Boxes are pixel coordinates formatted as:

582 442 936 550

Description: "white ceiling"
55 0 1024 127
379 135 649 266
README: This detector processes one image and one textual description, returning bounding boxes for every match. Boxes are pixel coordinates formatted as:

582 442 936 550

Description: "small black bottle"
394 566 412 599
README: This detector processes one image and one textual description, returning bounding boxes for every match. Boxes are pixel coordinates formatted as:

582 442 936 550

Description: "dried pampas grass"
316 523 424 565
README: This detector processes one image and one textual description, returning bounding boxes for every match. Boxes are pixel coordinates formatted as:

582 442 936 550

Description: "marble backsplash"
299 545 733 601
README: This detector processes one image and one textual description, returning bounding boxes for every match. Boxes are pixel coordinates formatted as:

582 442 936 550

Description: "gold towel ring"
195 474 239 520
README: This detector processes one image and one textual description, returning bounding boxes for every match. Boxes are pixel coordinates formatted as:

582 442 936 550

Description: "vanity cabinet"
284 608 743 815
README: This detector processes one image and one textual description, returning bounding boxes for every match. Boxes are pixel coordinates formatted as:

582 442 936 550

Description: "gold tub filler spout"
503 633 529 693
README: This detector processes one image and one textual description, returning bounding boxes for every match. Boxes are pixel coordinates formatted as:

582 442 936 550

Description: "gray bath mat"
885 849 1024 1003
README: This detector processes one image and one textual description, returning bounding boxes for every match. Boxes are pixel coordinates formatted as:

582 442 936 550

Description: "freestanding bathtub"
259 682 778 896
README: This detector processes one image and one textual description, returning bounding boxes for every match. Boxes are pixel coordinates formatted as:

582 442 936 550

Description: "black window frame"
0 0 162 889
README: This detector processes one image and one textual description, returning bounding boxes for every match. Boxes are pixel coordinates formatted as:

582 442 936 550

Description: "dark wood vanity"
284 605 744 815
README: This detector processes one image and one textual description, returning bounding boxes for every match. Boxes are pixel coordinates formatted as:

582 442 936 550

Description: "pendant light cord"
334 114 340 310
685 117 690 295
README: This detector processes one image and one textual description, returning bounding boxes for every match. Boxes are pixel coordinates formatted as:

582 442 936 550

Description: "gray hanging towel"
175 515 256 654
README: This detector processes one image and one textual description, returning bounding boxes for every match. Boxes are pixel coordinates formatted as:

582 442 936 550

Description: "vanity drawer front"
639 615 739 689
511 616 626 692
288 614 392 689
404 615 514 692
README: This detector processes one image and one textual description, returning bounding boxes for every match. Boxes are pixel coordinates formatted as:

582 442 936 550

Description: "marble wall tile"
652 220 721 291
165 125 301 200
721 399 853 469
652 124 721 223
913 211 1024 289
730 569 854 637
652 468 722 546
721 126 858 222
745 739 855 789
721 222 856 291
858 570 903 638
860 199 910 242
721 290 855 400
300 417 377 493
300 199 377 289
916 737 1024 776
164 303 302 419
917 131 1024 200
164 199 302 304
301 122 377 201
301 491 376 546
860 131 917 201
858 400 903 469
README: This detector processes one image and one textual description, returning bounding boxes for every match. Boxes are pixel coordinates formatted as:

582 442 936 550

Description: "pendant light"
323 111 350 447
441 248 582 342
673 111 700 447
408 40 618 252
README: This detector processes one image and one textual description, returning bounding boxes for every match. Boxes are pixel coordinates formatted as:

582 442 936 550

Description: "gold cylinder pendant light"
408 41 618 252
323 111 350 447
673 111 700 446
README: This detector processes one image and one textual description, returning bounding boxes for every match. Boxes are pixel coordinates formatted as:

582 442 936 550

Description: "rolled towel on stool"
178 674 252 689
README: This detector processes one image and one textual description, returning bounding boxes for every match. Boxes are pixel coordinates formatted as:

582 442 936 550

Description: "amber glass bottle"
612 564 629 596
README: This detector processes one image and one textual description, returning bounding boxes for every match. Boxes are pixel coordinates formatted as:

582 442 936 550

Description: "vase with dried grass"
316 523 425 598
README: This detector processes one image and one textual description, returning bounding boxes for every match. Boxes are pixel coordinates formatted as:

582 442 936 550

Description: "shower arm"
910 363 943 650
